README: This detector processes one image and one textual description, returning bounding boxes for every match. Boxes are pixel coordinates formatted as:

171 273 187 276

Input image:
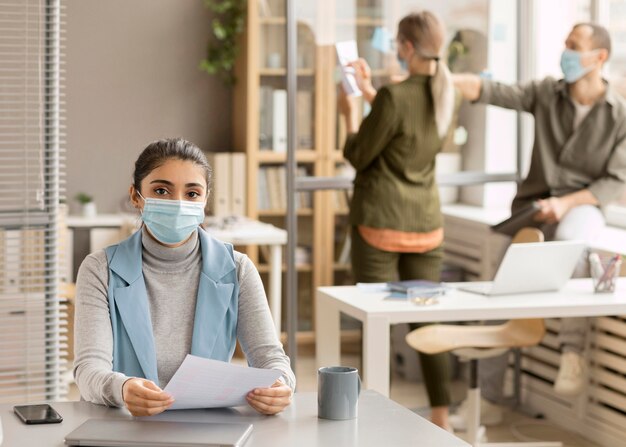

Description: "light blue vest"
104 228 239 384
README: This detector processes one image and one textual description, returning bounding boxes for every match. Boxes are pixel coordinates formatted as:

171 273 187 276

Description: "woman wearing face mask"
73 138 295 416
338 11 459 430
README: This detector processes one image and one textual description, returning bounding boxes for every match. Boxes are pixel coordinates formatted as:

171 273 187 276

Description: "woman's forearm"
362 85 377 105
344 111 360 134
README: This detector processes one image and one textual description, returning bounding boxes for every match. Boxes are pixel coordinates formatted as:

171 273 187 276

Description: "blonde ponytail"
398 11 455 139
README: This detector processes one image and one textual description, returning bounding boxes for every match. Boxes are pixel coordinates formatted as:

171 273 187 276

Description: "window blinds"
0 0 67 403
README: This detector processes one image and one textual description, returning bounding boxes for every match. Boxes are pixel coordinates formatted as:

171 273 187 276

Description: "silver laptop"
457 240 586 296
64 419 253 447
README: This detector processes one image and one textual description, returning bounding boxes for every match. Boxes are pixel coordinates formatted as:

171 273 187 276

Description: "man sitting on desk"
454 22 626 426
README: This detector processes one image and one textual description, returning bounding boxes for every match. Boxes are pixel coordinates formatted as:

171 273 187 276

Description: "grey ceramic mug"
317 366 361 420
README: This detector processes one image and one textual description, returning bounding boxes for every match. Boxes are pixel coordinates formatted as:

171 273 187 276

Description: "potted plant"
74 192 96 218
200 0 247 85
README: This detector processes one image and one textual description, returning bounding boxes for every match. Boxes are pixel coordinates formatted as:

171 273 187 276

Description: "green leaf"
202 0 247 86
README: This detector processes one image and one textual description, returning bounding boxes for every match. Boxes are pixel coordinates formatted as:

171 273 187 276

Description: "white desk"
315 279 626 397
0 392 468 447
66 215 287 335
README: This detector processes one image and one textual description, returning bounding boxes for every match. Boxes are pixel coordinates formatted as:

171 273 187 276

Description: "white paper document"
164 355 282 410
335 40 362 97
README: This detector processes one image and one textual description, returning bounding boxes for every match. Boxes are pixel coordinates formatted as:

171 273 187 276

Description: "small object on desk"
590 253 622 293
387 279 447 296
13 404 62 425
406 281 447 306
318 366 361 420
64 419 253 447
384 281 446 306
163 355 281 410
410 294 441 307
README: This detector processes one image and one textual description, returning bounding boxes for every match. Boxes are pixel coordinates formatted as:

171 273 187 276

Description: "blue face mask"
138 193 205 244
560 49 597 83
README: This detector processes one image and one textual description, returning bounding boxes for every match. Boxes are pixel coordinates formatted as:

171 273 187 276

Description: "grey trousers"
480 205 605 403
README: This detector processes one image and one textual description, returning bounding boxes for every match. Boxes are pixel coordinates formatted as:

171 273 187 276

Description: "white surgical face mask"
138 192 205 244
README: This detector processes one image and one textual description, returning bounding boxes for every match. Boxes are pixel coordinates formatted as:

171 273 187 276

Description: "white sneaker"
449 397 503 431
554 351 586 396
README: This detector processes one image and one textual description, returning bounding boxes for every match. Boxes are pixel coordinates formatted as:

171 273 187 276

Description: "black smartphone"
13 404 63 425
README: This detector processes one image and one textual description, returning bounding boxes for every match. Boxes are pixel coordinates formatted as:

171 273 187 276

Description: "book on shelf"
295 246 312 265
296 90 313 149
231 153 246 216
272 89 287 152
337 231 351 265
257 0 271 18
260 87 313 151
257 166 312 211
206 152 231 217
334 190 349 211
277 166 287 211
259 244 270 264
259 86 274 150
257 166 269 210
206 152 247 217
297 167 312 208
266 167 281 210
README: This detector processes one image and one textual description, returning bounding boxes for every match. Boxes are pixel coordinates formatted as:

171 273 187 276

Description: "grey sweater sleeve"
234 253 296 391
73 250 129 407
73 250 296 408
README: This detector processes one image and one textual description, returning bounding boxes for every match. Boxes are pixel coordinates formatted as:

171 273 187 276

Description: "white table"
0 392 468 447
315 279 626 397
66 215 287 335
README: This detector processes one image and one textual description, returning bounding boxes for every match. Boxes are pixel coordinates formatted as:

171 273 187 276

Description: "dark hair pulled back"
133 138 212 193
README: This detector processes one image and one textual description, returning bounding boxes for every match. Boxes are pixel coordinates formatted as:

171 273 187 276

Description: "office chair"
406 227 562 447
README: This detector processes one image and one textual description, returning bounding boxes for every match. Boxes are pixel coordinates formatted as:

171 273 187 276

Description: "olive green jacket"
344 75 451 233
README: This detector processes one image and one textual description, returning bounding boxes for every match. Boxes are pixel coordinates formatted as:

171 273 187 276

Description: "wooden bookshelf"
232 0 394 336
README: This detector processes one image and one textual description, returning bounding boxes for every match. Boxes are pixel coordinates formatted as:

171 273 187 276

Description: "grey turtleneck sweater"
73 227 295 407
